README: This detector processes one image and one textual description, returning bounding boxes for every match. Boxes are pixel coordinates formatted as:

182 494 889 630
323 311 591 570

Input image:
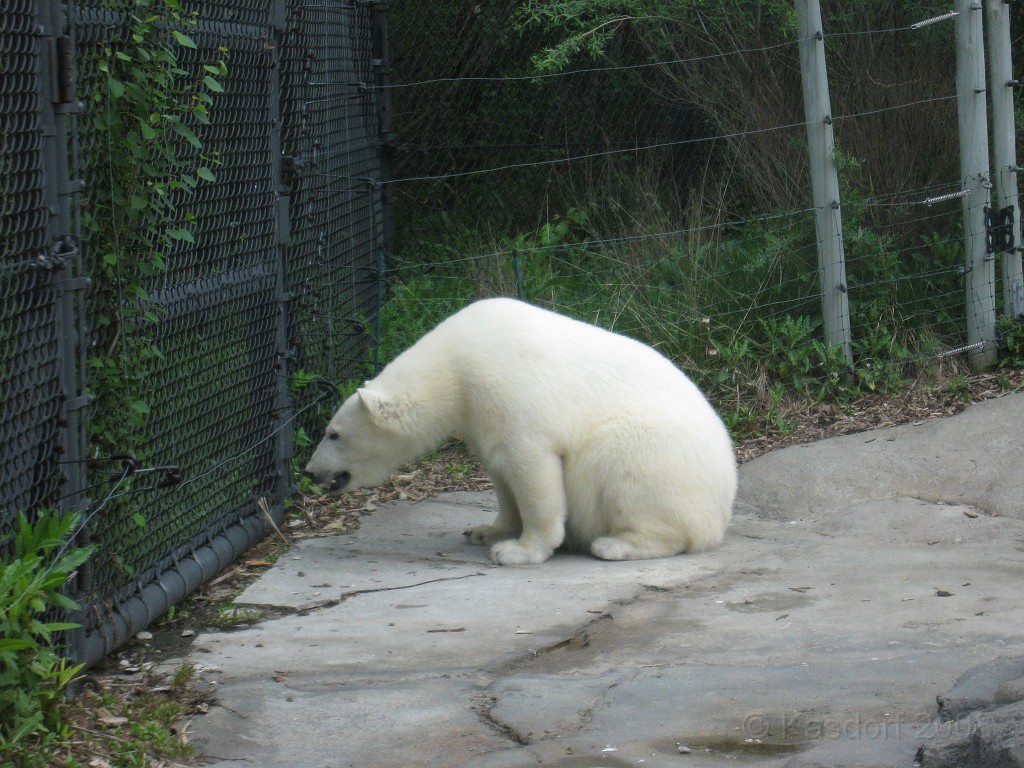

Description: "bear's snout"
304 467 351 492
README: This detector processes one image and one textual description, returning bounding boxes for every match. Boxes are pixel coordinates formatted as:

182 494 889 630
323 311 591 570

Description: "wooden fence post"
796 0 853 367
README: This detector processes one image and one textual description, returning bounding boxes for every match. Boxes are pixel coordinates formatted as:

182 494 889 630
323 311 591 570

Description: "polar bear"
304 298 737 565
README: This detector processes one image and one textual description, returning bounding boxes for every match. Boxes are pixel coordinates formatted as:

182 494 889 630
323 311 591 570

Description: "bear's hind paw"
591 535 681 561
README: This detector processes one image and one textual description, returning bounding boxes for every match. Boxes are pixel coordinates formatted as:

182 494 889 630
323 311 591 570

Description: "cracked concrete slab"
187 393 1024 768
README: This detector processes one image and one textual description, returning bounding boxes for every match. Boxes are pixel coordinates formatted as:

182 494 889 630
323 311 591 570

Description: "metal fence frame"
1 0 389 666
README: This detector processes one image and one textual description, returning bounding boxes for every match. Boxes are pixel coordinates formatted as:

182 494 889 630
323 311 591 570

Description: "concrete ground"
187 392 1024 768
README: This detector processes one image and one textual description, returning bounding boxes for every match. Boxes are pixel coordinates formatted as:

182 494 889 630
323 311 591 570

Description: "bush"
0 510 93 764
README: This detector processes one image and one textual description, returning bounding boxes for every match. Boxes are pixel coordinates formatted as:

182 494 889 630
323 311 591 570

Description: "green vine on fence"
83 0 227 460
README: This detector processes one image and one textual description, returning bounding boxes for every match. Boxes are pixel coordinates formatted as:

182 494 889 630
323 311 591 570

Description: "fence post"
271 0 294 504
984 0 1024 321
370 2 395 253
956 0 998 370
795 0 853 367
36 0 91 660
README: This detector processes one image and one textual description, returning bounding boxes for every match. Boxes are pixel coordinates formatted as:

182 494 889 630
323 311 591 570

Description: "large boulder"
917 657 1024 768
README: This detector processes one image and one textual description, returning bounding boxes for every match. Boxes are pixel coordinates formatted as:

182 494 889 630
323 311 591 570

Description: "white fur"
304 298 737 565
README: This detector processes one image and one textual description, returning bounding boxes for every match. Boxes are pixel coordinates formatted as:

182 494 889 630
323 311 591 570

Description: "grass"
381 203 989 438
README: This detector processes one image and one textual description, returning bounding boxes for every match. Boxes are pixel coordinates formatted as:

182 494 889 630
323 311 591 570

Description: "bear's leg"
464 476 521 546
590 531 685 561
488 454 567 565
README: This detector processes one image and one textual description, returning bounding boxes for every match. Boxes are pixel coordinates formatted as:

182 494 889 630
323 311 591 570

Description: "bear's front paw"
489 539 553 566
463 524 513 546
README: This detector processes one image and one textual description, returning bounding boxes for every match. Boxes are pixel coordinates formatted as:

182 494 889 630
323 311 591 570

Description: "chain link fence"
1 0 387 666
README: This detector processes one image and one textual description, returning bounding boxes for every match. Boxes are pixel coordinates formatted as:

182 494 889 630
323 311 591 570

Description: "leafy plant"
0 510 93 762
997 315 1024 368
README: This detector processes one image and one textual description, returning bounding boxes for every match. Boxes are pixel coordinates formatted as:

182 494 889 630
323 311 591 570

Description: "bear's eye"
327 430 339 441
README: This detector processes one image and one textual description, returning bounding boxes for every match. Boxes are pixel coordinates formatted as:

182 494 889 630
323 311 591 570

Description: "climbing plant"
82 0 227 458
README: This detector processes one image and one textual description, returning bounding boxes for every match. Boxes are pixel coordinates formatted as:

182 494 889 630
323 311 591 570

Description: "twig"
71 723 134 744
258 496 289 545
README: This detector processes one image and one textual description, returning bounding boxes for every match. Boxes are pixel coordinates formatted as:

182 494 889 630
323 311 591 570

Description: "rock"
936 656 1024 720
783 658 1024 768
916 700 1024 768
916 657 1024 768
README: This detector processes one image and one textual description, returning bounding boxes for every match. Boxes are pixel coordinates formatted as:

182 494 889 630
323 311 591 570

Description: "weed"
944 373 972 402
170 663 195 690
0 510 93 766
210 605 267 629
69 688 194 767
997 316 1024 368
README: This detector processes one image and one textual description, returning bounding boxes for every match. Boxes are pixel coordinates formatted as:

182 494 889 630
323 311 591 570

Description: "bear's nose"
332 471 351 490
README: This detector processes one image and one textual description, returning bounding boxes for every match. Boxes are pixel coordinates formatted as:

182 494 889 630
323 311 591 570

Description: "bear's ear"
356 387 404 429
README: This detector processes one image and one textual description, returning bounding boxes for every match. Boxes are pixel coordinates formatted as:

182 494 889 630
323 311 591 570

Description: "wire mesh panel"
281 1 385 445
0 2 66 546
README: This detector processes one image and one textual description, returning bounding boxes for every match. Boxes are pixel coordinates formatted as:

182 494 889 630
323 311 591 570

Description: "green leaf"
172 30 197 48
167 228 195 243
197 167 216 182
203 76 224 93
132 513 148 529
0 639 34 654
138 119 158 141
131 400 151 416
171 121 202 149
107 76 125 99
103 252 119 266
37 621 81 634
130 194 148 210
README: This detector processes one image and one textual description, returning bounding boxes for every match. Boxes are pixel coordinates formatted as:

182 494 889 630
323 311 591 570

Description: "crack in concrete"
472 693 533 746
234 571 490 617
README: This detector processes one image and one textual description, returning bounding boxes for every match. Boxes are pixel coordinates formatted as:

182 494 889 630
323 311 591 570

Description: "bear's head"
303 386 425 492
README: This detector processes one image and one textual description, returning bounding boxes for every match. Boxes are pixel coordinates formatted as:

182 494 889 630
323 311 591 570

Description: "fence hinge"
281 155 304 187
984 205 1015 256
271 0 287 31
63 276 91 291
275 195 291 245
49 35 75 104
65 393 95 412
60 178 87 196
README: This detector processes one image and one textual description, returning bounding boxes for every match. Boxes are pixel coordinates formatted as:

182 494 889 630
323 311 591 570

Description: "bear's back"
435 298 706 413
